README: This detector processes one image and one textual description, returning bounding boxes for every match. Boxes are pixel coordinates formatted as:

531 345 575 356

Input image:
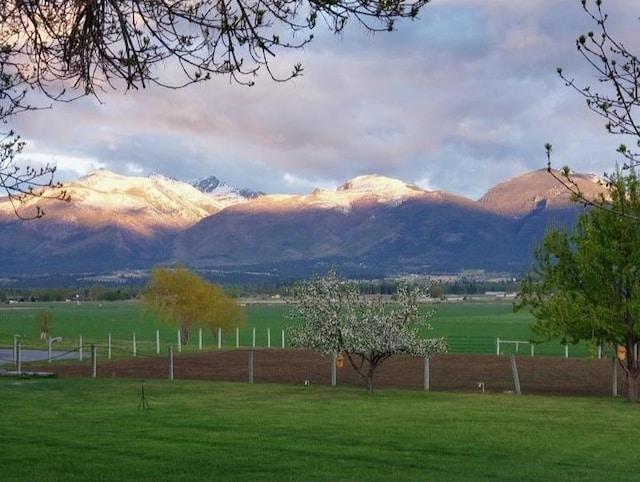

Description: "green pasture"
1 378 638 481
0 299 586 359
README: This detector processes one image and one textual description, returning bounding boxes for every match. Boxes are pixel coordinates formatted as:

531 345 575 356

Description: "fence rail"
0 328 612 368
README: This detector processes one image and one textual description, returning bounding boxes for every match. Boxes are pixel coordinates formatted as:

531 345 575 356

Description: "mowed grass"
0 299 580 358
1 377 638 481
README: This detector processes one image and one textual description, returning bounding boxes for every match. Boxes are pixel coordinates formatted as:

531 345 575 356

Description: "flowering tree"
288 269 447 394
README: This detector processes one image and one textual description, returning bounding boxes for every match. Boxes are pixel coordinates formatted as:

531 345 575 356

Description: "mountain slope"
0 169 225 273
479 168 603 217
0 169 605 279
173 174 515 273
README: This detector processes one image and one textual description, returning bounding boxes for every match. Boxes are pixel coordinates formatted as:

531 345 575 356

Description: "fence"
0 330 613 369
1 342 628 398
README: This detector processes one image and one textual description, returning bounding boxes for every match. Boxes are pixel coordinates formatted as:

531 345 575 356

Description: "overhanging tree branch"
547 0 640 220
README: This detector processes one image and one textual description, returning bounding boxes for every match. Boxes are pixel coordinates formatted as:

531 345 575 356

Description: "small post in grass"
236 327 240 348
79 335 83 361
177 330 182 352
156 330 160 355
138 380 150 411
217 327 222 350
133 332 137 357
108 333 112 359
252 327 256 348
199 328 203 350
267 328 271 348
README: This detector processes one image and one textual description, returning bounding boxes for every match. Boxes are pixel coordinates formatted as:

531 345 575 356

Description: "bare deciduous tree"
548 0 640 214
1 0 430 106
0 131 68 219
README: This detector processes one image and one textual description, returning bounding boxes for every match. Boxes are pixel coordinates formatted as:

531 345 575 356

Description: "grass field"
0 299 586 359
1 378 637 481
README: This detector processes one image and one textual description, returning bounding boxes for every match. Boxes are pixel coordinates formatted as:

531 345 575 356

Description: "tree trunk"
365 363 378 395
181 327 190 346
365 371 374 395
625 363 640 403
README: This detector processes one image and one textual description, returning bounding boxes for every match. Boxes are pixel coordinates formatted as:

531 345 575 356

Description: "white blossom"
288 269 447 394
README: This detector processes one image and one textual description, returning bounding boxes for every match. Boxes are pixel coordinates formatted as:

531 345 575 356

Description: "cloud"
8 0 639 199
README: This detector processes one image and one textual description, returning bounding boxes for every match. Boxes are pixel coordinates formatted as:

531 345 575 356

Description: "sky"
9 0 640 200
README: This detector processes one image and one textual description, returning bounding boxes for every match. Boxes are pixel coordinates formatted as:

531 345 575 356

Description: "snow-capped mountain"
0 169 605 279
189 175 263 208
0 169 223 230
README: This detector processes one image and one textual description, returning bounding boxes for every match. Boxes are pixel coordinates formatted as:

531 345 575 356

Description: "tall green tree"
143 266 245 346
518 169 640 402
288 269 446 394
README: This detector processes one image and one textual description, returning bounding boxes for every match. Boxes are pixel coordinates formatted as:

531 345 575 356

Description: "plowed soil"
26 349 628 397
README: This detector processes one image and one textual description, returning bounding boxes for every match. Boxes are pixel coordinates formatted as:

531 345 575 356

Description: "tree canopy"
143 266 245 345
287 269 446 394
518 168 640 402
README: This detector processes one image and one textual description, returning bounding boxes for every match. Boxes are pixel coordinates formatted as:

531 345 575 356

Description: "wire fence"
0 342 628 398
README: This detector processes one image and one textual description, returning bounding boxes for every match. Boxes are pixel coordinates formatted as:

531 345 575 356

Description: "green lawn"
1 378 637 481
0 299 583 358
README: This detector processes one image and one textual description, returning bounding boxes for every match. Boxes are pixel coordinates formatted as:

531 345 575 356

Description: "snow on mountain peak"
337 174 424 196
188 176 264 208
271 174 430 213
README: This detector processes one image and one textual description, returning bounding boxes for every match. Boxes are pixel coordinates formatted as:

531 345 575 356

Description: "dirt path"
23 349 626 397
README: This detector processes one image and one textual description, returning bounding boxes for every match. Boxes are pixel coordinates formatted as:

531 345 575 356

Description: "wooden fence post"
509 354 521 395
168 345 174 381
424 357 430 391
91 344 97 378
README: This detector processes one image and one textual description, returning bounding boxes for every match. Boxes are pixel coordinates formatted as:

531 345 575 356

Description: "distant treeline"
0 278 520 303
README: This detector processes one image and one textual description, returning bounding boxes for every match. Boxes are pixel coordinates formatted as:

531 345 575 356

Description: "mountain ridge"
0 168 603 281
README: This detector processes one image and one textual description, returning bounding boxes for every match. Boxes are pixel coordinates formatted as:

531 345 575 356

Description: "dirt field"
24 349 627 397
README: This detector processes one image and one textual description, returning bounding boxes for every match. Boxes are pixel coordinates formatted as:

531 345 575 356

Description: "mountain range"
0 168 604 284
